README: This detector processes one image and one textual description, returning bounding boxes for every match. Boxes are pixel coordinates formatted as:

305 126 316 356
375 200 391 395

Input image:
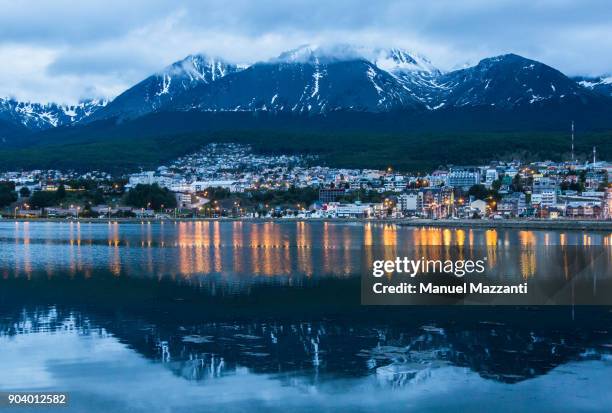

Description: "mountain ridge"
85 46 611 120
0 98 106 129
86 54 243 122
1 45 611 140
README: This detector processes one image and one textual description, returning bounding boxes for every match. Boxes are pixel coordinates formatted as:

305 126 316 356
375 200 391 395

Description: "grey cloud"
47 49 160 77
1 0 611 103
0 0 175 44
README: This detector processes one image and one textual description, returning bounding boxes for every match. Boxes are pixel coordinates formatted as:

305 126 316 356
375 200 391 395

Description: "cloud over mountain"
1 0 612 104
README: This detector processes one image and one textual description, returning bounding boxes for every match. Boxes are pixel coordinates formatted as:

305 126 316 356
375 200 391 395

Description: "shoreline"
2 217 612 231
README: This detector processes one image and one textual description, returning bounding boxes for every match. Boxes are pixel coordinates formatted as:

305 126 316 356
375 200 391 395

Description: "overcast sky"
1 0 611 104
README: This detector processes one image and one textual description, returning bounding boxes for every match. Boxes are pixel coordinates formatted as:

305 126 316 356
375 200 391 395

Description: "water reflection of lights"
2 222 611 282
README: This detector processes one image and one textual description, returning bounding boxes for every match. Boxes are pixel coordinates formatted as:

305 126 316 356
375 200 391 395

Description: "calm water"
1 221 612 412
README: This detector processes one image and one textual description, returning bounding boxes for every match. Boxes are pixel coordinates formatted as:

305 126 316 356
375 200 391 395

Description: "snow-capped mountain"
575 75 612 97
2 45 611 139
0 98 107 130
158 48 601 115
168 45 426 113
434 54 594 109
372 48 443 106
374 48 439 75
88 54 243 121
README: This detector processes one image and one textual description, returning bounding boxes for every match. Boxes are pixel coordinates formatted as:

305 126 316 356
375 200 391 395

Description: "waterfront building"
498 193 527 217
604 188 612 219
566 203 602 219
335 202 375 218
470 199 487 216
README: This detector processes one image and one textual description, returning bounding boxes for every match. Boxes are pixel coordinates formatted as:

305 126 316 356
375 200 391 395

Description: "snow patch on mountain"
0 98 107 130
87 54 243 121
431 53 590 109
576 75 612 97
374 48 439 75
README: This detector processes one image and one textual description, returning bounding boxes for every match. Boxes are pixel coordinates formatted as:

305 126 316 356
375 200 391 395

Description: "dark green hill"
1 104 612 173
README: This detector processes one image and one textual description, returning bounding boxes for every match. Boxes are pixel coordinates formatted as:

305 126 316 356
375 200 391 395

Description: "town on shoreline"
1 143 611 222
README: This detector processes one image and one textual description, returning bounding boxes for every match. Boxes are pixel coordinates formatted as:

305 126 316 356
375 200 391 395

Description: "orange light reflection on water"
3 223 612 281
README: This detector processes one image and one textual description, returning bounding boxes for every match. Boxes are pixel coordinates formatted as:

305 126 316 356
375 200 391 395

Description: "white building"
429 171 448 187
126 171 176 190
532 177 557 193
484 169 499 188
335 203 376 218
190 180 242 193
398 193 418 212
534 190 556 207
128 171 155 187
447 168 480 189
532 177 557 207
175 192 192 208
470 199 487 215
